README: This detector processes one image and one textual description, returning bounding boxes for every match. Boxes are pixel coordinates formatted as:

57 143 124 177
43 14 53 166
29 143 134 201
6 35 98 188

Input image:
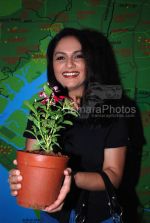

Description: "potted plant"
16 83 78 209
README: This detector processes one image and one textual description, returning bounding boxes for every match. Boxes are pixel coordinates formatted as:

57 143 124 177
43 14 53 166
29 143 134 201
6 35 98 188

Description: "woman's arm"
74 146 127 191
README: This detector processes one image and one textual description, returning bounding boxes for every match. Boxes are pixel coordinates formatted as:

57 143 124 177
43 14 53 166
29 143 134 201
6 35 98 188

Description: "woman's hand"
43 168 72 213
8 160 22 196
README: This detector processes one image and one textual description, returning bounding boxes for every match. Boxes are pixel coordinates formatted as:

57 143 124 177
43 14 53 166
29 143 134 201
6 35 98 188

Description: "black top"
23 117 128 222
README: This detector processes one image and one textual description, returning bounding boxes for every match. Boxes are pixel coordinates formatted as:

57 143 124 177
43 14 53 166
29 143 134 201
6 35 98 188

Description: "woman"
8 28 128 223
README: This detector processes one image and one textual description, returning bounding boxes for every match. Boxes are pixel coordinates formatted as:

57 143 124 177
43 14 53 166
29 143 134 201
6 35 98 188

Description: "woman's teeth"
62 72 79 77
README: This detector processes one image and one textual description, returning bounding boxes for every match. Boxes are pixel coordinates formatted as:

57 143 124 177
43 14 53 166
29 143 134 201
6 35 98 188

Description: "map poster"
0 0 150 222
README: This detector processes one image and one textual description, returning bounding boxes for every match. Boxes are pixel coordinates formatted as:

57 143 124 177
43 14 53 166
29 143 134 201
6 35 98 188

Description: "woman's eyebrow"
54 50 82 56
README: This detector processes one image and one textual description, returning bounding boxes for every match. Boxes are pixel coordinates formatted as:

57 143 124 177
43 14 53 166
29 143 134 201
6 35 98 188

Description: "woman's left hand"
43 168 72 213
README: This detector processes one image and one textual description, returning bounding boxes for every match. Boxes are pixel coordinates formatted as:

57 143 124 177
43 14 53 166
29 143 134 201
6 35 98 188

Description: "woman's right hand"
8 160 22 196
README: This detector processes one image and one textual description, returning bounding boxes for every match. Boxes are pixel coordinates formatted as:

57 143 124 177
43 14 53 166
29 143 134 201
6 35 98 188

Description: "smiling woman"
8 27 128 223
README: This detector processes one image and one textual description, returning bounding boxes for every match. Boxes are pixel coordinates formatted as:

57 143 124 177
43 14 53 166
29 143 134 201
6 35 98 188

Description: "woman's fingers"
11 190 18 196
64 168 72 176
9 170 22 182
9 169 21 177
44 203 64 213
13 159 17 165
10 183 21 193
8 168 22 196
43 168 72 213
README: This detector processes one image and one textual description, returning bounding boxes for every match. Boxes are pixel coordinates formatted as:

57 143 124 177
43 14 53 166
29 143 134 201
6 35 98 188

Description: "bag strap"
75 190 89 223
100 171 123 221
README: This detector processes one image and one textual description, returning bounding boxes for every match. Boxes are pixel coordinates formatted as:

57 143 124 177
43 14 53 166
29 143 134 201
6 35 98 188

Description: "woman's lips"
62 71 79 78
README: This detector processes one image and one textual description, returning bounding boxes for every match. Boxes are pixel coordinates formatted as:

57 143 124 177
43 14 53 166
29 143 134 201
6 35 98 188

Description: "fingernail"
16 170 20 175
17 184 21 189
12 191 17 196
18 175 23 181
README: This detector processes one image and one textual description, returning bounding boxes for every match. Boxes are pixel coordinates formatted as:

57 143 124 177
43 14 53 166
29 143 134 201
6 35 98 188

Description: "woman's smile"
62 71 79 78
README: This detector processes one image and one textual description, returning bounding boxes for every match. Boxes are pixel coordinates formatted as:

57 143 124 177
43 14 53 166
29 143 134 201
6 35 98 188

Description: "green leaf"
24 129 36 138
43 83 53 97
32 119 40 128
53 134 60 137
63 120 73 125
56 126 65 130
24 101 37 114
54 142 61 149
32 125 38 133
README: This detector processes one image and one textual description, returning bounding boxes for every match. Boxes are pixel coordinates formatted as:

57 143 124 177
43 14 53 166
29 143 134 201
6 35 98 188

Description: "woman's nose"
66 57 76 68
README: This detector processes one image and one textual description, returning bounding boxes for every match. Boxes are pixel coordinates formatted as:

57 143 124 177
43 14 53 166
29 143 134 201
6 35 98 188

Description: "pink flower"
53 86 60 93
41 98 49 105
39 91 47 98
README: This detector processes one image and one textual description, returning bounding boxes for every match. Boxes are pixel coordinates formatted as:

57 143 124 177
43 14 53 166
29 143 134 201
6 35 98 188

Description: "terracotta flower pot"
16 150 69 209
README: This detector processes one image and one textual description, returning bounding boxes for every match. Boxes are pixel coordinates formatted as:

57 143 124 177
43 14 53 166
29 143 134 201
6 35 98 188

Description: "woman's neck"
68 87 84 99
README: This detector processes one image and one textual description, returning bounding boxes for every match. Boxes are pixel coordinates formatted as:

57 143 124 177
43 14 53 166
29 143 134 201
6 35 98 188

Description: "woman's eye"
56 56 65 60
75 54 84 59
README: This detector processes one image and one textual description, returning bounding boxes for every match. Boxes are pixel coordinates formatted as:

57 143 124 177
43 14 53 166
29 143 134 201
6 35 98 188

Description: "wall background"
0 0 150 222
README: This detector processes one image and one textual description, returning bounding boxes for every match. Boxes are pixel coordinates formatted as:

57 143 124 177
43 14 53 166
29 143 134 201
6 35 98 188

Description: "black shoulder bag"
74 172 123 223
100 171 124 223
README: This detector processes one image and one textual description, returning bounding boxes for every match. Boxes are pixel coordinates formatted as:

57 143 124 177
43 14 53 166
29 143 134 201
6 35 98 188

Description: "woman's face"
53 36 86 96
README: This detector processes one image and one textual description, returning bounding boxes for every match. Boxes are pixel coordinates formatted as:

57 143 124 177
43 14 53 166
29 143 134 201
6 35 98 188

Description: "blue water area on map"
0 164 38 223
0 71 47 148
0 71 47 125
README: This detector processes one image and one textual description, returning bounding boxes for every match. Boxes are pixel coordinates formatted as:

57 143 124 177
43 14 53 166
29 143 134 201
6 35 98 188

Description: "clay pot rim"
17 150 69 160
17 150 69 169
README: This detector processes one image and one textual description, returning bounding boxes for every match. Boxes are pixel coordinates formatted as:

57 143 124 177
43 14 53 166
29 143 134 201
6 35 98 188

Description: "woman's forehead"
54 36 82 52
